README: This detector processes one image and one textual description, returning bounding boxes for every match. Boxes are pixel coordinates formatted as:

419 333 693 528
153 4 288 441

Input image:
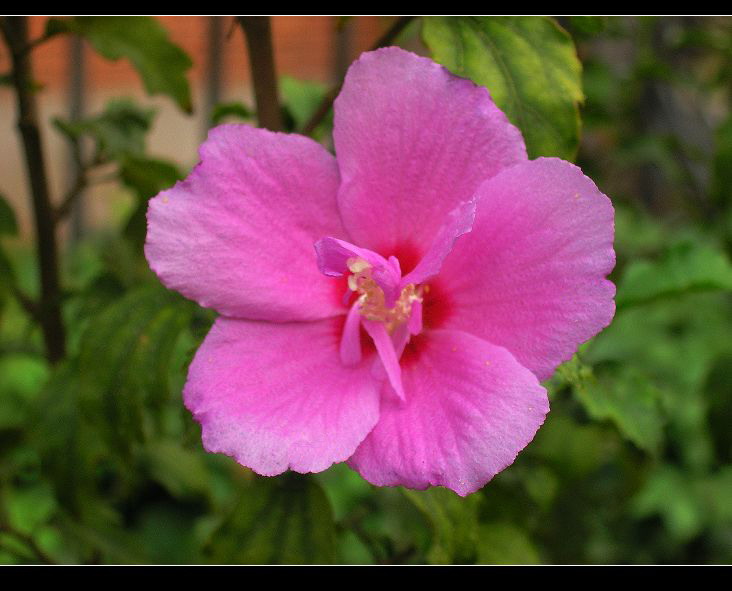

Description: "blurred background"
1 16 732 564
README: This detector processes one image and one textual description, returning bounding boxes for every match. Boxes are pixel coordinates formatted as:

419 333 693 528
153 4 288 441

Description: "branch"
237 16 283 131
301 15 417 136
1 16 66 363
54 151 103 223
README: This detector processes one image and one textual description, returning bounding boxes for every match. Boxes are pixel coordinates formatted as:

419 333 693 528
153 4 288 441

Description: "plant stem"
1 16 66 363
237 16 283 132
301 15 417 136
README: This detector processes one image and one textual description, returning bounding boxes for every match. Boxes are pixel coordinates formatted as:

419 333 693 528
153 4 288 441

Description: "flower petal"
362 319 405 401
400 198 477 287
334 47 527 258
314 236 402 304
184 316 381 476
348 329 548 496
146 124 346 322
438 158 616 380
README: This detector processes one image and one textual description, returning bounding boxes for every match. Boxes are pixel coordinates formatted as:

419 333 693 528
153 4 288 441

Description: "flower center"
347 257 423 334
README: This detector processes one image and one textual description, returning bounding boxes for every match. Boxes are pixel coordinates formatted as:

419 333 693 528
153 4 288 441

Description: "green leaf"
210 101 253 126
281 76 327 131
402 487 480 564
711 114 732 211
142 440 210 500
568 16 608 36
207 474 337 564
575 368 665 454
616 241 732 309
0 355 48 431
633 466 705 542
422 16 583 160
119 156 183 248
50 16 193 112
120 156 182 199
531 415 615 477
478 521 541 564
77 285 192 449
53 99 155 161
0 194 18 236
5 480 57 534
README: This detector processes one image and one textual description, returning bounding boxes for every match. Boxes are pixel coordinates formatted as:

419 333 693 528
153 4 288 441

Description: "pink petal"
362 319 406 401
340 302 363 366
146 124 346 322
333 47 527 260
184 316 381 476
314 236 402 305
438 158 616 380
348 329 548 496
400 198 477 287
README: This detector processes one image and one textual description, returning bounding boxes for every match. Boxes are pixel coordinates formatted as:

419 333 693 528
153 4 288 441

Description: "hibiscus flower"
145 47 615 496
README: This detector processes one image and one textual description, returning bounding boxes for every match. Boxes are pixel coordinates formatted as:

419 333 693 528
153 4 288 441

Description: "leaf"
120 156 183 248
120 156 182 199
616 241 732 309
53 99 155 161
575 368 665 454
210 101 253 126
0 194 18 236
77 285 192 450
0 355 48 431
711 114 732 211
531 415 615 477
142 440 210 500
5 480 57 534
281 76 327 131
568 16 608 36
633 466 704 542
422 16 583 160
478 521 541 564
402 487 480 564
207 474 337 564
49 16 193 112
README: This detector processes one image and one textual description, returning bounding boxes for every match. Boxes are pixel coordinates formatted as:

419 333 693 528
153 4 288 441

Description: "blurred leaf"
133 505 200 563
119 156 181 200
77 285 192 450
422 16 583 159
6 480 57 534
48 16 193 112
617 241 732 309
0 195 18 236
142 440 210 500
402 488 480 564
120 156 183 248
208 474 337 564
210 102 253 126
53 99 155 161
531 415 616 477
633 466 704 542
576 368 665 454
56 514 147 564
569 16 608 35
281 76 327 131
478 521 541 564
0 355 48 431
711 114 732 211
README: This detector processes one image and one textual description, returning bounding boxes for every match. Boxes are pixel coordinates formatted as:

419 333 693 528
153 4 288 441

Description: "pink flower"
145 47 615 496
